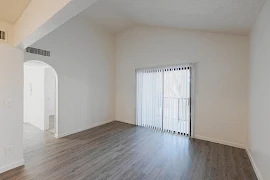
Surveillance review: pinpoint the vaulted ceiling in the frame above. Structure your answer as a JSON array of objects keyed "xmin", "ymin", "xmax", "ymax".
[
  {"xmin": 83, "ymin": 0, "xmax": 267, "ymax": 35},
  {"xmin": 0, "ymin": 0, "xmax": 31, "ymax": 23}
]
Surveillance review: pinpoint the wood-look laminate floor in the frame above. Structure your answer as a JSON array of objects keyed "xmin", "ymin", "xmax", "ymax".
[{"xmin": 1, "ymin": 122, "xmax": 257, "ymax": 180}]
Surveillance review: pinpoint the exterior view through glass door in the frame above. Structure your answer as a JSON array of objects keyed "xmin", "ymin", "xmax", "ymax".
[{"xmin": 136, "ymin": 64, "xmax": 192, "ymax": 136}]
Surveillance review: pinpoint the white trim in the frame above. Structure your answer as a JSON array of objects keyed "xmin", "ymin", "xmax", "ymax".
[
  {"xmin": 119, "ymin": 121, "xmax": 245, "ymax": 149},
  {"xmin": 194, "ymin": 135, "xmax": 245, "ymax": 149},
  {"xmin": 136, "ymin": 63, "xmax": 195, "ymax": 72},
  {"xmin": 116, "ymin": 120, "xmax": 135, "ymax": 125},
  {"xmin": 24, "ymin": 60, "xmax": 59, "ymax": 137},
  {"xmin": 56, "ymin": 120, "xmax": 113, "ymax": 138},
  {"xmin": 116, "ymin": 121, "xmax": 262, "ymax": 179},
  {"xmin": 0, "ymin": 159, "xmax": 25, "ymax": 174},
  {"xmin": 245, "ymin": 148, "xmax": 263, "ymax": 180},
  {"xmin": 120, "ymin": 121, "xmax": 245, "ymax": 149}
]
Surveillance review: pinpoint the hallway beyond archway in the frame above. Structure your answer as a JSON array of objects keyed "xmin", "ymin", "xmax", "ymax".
[{"xmin": 24, "ymin": 60, "xmax": 59, "ymax": 137}]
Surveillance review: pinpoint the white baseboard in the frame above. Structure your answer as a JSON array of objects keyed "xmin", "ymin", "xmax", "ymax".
[
  {"xmin": 115, "ymin": 120, "xmax": 135, "ymax": 125},
  {"xmin": 49, "ymin": 121, "xmax": 262, "ymax": 180},
  {"xmin": 194, "ymin": 135, "xmax": 245, "ymax": 149},
  {"xmin": 0, "ymin": 159, "xmax": 25, "ymax": 174},
  {"xmin": 245, "ymin": 148, "xmax": 263, "ymax": 180},
  {"xmin": 116, "ymin": 122, "xmax": 245, "ymax": 149},
  {"xmin": 56, "ymin": 120, "xmax": 114, "ymax": 138}
]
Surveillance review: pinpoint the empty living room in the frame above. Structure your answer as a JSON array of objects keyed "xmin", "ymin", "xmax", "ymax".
[{"xmin": 0, "ymin": 0, "xmax": 269, "ymax": 179}]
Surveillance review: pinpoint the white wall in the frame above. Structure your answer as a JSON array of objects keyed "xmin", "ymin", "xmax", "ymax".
[
  {"xmin": 25, "ymin": 14, "xmax": 116, "ymax": 137},
  {"xmin": 116, "ymin": 26, "xmax": 249, "ymax": 148},
  {"xmin": 44, "ymin": 66, "xmax": 56, "ymax": 130},
  {"xmin": 13, "ymin": 0, "xmax": 98, "ymax": 48},
  {"xmin": 24, "ymin": 65, "xmax": 46, "ymax": 130},
  {"xmin": 45, "ymin": 67, "xmax": 56, "ymax": 116},
  {"xmin": 13, "ymin": 0, "xmax": 72, "ymax": 47},
  {"xmin": 0, "ymin": 44, "xmax": 24, "ymax": 173},
  {"xmin": 249, "ymin": 0, "xmax": 270, "ymax": 179}
]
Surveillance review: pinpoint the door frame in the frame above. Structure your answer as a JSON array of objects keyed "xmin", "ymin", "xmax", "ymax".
[
  {"xmin": 135, "ymin": 63, "xmax": 196, "ymax": 137},
  {"xmin": 24, "ymin": 60, "xmax": 59, "ymax": 138}
]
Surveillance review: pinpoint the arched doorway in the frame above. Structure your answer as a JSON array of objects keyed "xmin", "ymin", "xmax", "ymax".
[{"xmin": 23, "ymin": 60, "xmax": 59, "ymax": 137}]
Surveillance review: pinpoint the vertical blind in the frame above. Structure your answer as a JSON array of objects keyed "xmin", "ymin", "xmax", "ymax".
[{"xmin": 136, "ymin": 65, "xmax": 192, "ymax": 136}]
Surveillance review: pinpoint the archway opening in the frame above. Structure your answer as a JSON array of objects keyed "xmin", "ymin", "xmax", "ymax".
[{"xmin": 23, "ymin": 60, "xmax": 59, "ymax": 137}]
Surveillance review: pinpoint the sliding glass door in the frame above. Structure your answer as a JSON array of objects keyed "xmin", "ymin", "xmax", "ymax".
[
  {"xmin": 136, "ymin": 69, "xmax": 163, "ymax": 130},
  {"xmin": 136, "ymin": 65, "xmax": 192, "ymax": 136}
]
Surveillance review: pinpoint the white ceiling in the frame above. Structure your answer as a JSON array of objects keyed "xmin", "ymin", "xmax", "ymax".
[
  {"xmin": 0, "ymin": 0, "xmax": 31, "ymax": 23},
  {"xmin": 83, "ymin": 0, "xmax": 266, "ymax": 35},
  {"xmin": 83, "ymin": 0, "xmax": 136, "ymax": 33}
]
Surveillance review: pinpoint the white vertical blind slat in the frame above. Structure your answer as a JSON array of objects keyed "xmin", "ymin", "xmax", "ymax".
[
  {"xmin": 187, "ymin": 68, "xmax": 191, "ymax": 135},
  {"xmin": 184, "ymin": 69, "xmax": 186, "ymax": 134}
]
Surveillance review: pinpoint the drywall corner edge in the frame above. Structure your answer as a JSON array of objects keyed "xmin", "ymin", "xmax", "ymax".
[
  {"xmin": 0, "ymin": 159, "xmax": 25, "ymax": 174},
  {"xmin": 246, "ymin": 148, "xmax": 263, "ymax": 180}
]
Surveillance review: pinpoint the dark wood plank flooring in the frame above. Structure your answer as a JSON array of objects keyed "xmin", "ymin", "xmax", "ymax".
[{"xmin": 0, "ymin": 121, "xmax": 257, "ymax": 180}]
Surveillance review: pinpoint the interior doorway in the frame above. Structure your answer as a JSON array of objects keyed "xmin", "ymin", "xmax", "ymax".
[
  {"xmin": 136, "ymin": 64, "xmax": 194, "ymax": 137},
  {"xmin": 23, "ymin": 60, "xmax": 58, "ymax": 136}
]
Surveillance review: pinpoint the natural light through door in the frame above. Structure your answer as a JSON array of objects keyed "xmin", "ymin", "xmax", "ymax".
[{"xmin": 136, "ymin": 65, "xmax": 192, "ymax": 136}]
